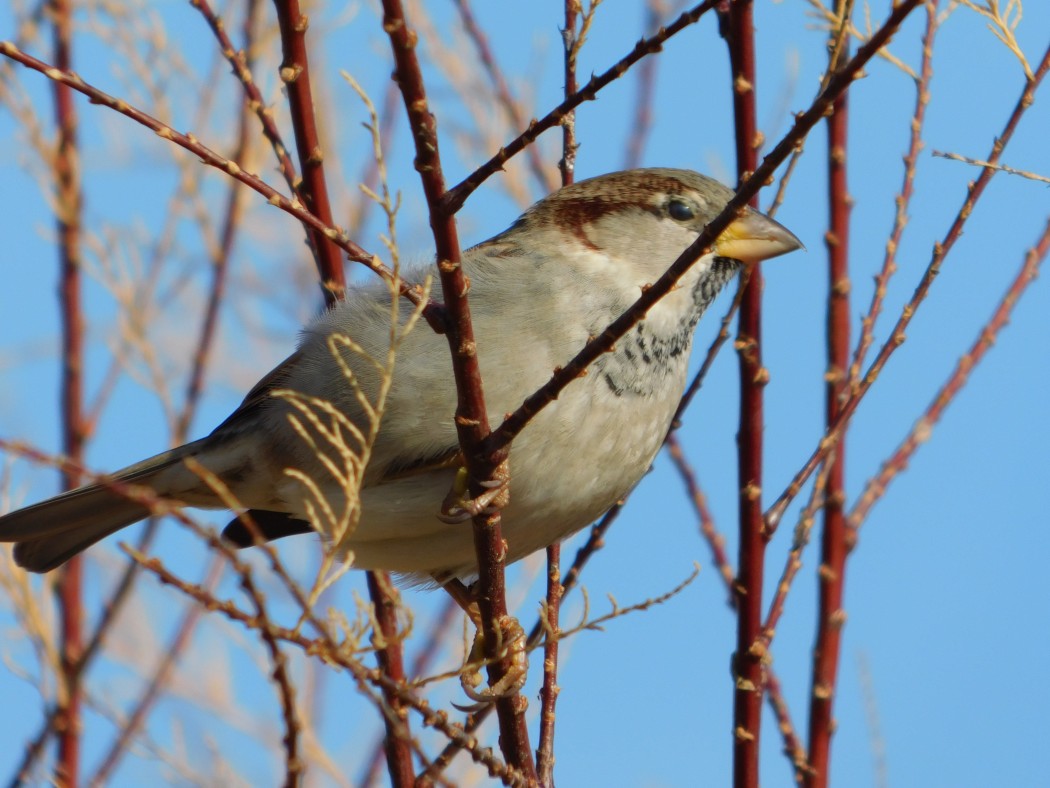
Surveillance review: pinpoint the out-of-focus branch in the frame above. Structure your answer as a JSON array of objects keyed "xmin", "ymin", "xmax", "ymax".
[
  {"xmin": 34, "ymin": 10, "xmax": 269, "ymax": 779},
  {"xmin": 765, "ymin": 36, "xmax": 1050, "ymax": 530},
  {"xmin": 87, "ymin": 557, "xmax": 225, "ymax": 786},
  {"xmin": 849, "ymin": 217, "xmax": 1050, "ymax": 527},
  {"xmin": 623, "ymin": 0, "xmax": 667, "ymax": 169},
  {"xmin": 190, "ymin": 0, "xmax": 301, "ymax": 196},
  {"xmin": 849, "ymin": 3, "xmax": 938, "ymax": 387},
  {"xmin": 452, "ymin": 0, "xmax": 557, "ymax": 194},
  {"xmin": 178, "ymin": 0, "xmax": 261, "ymax": 441},
  {"xmin": 49, "ymin": 0, "xmax": 84, "ymax": 783},
  {"xmin": 378, "ymin": 0, "xmax": 535, "ymax": 777},
  {"xmin": 443, "ymin": 0, "xmax": 721, "ymax": 214},
  {"xmin": 273, "ymin": 0, "xmax": 345, "ymax": 305},
  {"xmin": 0, "ymin": 41, "xmax": 438, "ymax": 322}
]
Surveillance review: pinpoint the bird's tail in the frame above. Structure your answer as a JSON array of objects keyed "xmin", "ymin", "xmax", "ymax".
[{"xmin": 0, "ymin": 439, "xmax": 211, "ymax": 573}]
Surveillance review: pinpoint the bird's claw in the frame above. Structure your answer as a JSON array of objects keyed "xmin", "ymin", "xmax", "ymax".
[
  {"xmin": 438, "ymin": 463, "xmax": 510, "ymax": 524},
  {"xmin": 457, "ymin": 615, "xmax": 528, "ymax": 708}
]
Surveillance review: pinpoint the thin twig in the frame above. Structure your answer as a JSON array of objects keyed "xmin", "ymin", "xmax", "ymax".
[
  {"xmin": 665, "ymin": 432, "xmax": 808, "ymax": 772},
  {"xmin": 122, "ymin": 547, "xmax": 523, "ymax": 786},
  {"xmin": 0, "ymin": 41, "xmax": 438, "ymax": 322},
  {"xmin": 849, "ymin": 217, "xmax": 1050, "ymax": 528},
  {"xmin": 443, "ymin": 0, "xmax": 722, "ymax": 215},
  {"xmin": 452, "ymin": 0, "xmax": 556, "ymax": 194},
  {"xmin": 189, "ymin": 0, "xmax": 301, "ymax": 196},
  {"xmin": 765, "ymin": 36, "xmax": 1050, "ymax": 531},
  {"xmin": 848, "ymin": 3, "xmax": 939, "ymax": 388},
  {"xmin": 932, "ymin": 149, "xmax": 1050, "ymax": 184}
]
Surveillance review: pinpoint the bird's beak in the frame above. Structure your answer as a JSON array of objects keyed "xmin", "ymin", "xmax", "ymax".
[{"xmin": 714, "ymin": 208, "xmax": 804, "ymax": 264}]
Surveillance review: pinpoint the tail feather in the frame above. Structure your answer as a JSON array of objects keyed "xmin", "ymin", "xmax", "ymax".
[{"xmin": 0, "ymin": 441, "xmax": 207, "ymax": 572}]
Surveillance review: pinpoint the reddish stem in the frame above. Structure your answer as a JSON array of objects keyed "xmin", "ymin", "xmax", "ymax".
[
  {"xmin": 277, "ymin": 3, "xmax": 420, "ymax": 775},
  {"xmin": 273, "ymin": 0, "xmax": 346, "ymax": 305},
  {"xmin": 806, "ymin": 41, "xmax": 852, "ymax": 783},
  {"xmin": 359, "ymin": 596, "xmax": 459, "ymax": 786},
  {"xmin": 421, "ymin": 500, "xmax": 629, "ymax": 784},
  {"xmin": 717, "ymin": 1, "xmax": 766, "ymax": 783},
  {"xmin": 379, "ymin": 0, "xmax": 535, "ymax": 777},
  {"xmin": 536, "ymin": 7, "xmax": 578, "ymax": 782},
  {"xmin": 365, "ymin": 571, "xmax": 414, "ymax": 787},
  {"xmin": 50, "ymin": 0, "xmax": 84, "ymax": 783},
  {"xmin": 191, "ymin": 0, "xmax": 301, "ymax": 198}
]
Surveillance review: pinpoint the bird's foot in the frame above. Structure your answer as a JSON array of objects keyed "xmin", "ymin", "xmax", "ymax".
[
  {"xmin": 438, "ymin": 462, "xmax": 510, "ymax": 524},
  {"xmin": 458, "ymin": 614, "xmax": 528, "ymax": 709}
]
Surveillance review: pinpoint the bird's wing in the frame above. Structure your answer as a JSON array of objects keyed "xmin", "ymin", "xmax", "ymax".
[{"xmin": 209, "ymin": 349, "xmax": 305, "ymax": 437}]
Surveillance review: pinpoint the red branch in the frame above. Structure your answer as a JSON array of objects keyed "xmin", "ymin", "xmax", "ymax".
[
  {"xmin": 273, "ymin": 0, "xmax": 345, "ymax": 305},
  {"xmin": 717, "ymin": 1, "xmax": 766, "ymax": 784},
  {"xmin": 278, "ymin": 4, "xmax": 417, "ymax": 767},
  {"xmin": 50, "ymin": 0, "xmax": 84, "ymax": 783},
  {"xmin": 365, "ymin": 571, "xmax": 414, "ymax": 787},
  {"xmin": 536, "ymin": 6, "xmax": 578, "ymax": 780},
  {"xmin": 360, "ymin": 596, "xmax": 458, "ymax": 786},
  {"xmin": 379, "ymin": 0, "xmax": 535, "ymax": 777},
  {"xmin": 806, "ymin": 15, "xmax": 853, "ymax": 785}
]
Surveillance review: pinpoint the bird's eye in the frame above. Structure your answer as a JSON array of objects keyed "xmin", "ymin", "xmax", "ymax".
[{"xmin": 668, "ymin": 199, "xmax": 695, "ymax": 222}]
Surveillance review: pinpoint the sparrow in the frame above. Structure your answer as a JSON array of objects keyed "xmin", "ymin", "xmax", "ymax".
[{"xmin": 0, "ymin": 168, "xmax": 801, "ymax": 581}]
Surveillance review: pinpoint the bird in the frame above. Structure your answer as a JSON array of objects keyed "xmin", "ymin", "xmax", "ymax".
[{"xmin": 0, "ymin": 168, "xmax": 801, "ymax": 582}]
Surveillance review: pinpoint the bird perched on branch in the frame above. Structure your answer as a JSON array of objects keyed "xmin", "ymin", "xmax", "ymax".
[{"xmin": 0, "ymin": 168, "xmax": 801, "ymax": 582}]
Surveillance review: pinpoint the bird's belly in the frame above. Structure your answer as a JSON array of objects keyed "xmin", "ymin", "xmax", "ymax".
[{"xmin": 343, "ymin": 377, "xmax": 678, "ymax": 579}]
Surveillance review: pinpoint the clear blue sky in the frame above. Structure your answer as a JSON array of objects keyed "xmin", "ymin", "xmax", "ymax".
[{"xmin": 1, "ymin": 2, "xmax": 1048, "ymax": 785}]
